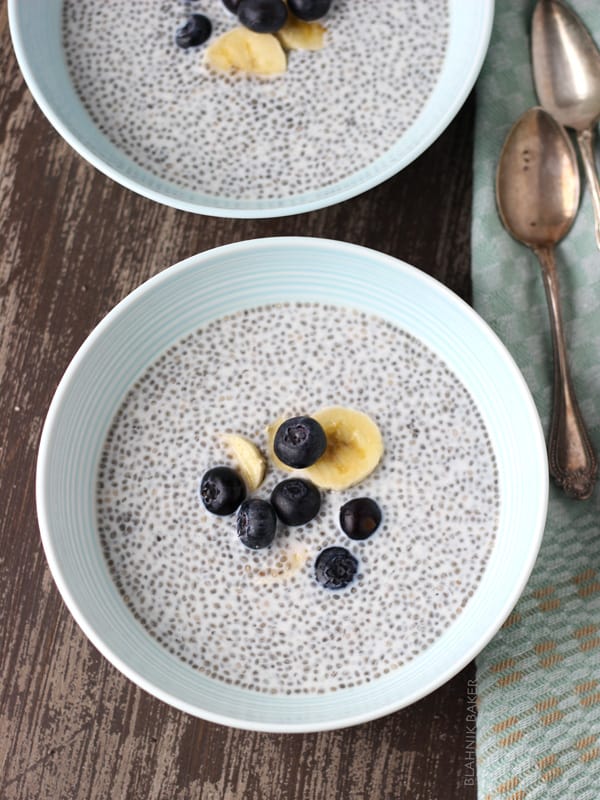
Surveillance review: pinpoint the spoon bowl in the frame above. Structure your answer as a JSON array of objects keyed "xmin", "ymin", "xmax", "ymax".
[
  {"xmin": 497, "ymin": 107, "xmax": 579, "ymax": 246},
  {"xmin": 532, "ymin": 0, "xmax": 600, "ymax": 248},
  {"xmin": 496, "ymin": 107, "xmax": 597, "ymax": 499},
  {"xmin": 532, "ymin": 0, "xmax": 600, "ymax": 131}
]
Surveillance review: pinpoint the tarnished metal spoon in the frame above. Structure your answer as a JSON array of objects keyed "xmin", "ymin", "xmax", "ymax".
[
  {"xmin": 496, "ymin": 106, "xmax": 597, "ymax": 499},
  {"xmin": 532, "ymin": 0, "xmax": 600, "ymax": 250}
]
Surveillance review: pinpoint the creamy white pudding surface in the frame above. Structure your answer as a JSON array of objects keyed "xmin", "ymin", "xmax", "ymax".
[
  {"xmin": 97, "ymin": 303, "xmax": 498, "ymax": 694},
  {"xmin": 63, "ymin": 1, "xmax": 449, "ymax": 200}
]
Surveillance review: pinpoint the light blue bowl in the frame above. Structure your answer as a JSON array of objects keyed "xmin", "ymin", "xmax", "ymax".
[
  {"xmin": 36, "ymin": 238, "xmax": 547, "ymax": 732},
  {"xmin": 9, "ymin": 0, "xmax": 494, "ymax": 218}
]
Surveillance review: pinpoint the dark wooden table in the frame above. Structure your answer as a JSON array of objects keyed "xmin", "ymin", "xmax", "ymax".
[{"xmin": 0, "ymin": 6, "xmax": 477, "ymax": 797}]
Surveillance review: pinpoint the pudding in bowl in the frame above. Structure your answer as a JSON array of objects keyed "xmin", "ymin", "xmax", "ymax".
[{"xmin": 98, "ymin": 301, "xmax": 499, "ymax": 695}]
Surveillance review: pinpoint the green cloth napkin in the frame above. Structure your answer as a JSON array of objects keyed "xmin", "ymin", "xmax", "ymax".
[{"xmin": 472, "ymin": 2, "xmax": 600, "ymax": 797}]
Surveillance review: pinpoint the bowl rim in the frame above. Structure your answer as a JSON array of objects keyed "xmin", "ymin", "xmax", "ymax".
[
  {"xmin": 36, "ymin": 237, "xmax": 548, "ymax": 732},
  {"xmin": 9, "ymin": 0, "xmax": 495, "ymax": 219}
]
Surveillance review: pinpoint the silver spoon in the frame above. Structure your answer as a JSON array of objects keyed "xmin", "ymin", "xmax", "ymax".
[
  {"xmin": 496, "ymin": 106, "xmax": 597, "ymax": 499},
  {"xmin": 532, "ymin": 0, "xmax": 600, "ymax": 250}
]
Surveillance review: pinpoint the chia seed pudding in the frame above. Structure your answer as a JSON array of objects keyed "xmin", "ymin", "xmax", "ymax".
[
  {"xmin": 97, "ymin": 303, "xmax": 499, "ymax": 695},
  {"xmin": 62, "ymin": 0, "xmax": 449, "ymax": 200}
]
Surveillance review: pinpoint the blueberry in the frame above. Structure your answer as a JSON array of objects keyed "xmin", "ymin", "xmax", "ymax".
[
  {"xmin": 270, "ymin": 478, "xmax": 321, "ymax": 526},
  {"xmin": 238, "ymin": 0, "xmax": 288, "ymax": 33},
  {"xmin": 315, "ymin": 547, "xmax": 358, "ymax": 590},
  {"xmin": 287, "ymin": 0, "xmax": 332, "ymax": 21},
  {"xmin": 199, "ymin": 466, "xmax": 245, "ymax": 515},
  {"xmin": 339, "ymin": 498, "xmax": 382, "ymax": 540},
  {"xmin": 237, "ymin": 498, "xmax": 277, "ymax": 549},
  {"xmin": 221, "ymin": 0, "xmax": 242, "ymax": 13},
  {"xmin": 175, "ymin": 14, "xmax": 212, "ymax": 48},
  {"xmin": 274, "ymin": 415, "xmax": 327, "ymax": 468}
]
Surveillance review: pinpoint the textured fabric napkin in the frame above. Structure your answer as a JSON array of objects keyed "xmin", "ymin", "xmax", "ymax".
[{"xmin": 472, "ymin": 2, "xmax": 600, "ymax": 798}]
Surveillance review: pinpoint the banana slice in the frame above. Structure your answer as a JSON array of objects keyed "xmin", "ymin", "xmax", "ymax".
[
  {"xmin": 266, "ymin": 406, "xmax": 383, "ymax": 490},
  {"xmin": 222, "ymin": 433, "xmax": 266, "ymax": 491},
  {"xmin": 250, "ymin": 545, "xmax": 309, "ymax": 585},
  {"xmin": 304, "ymin": 406, "xmax": 384, "ymax": 490},
  {"xmin": 205, "ymin": 28, "xmax": 287, "ymax": 76},
  {"xmin": 276, "ymin": 15, "xmax": 326, "ymax": 51}
]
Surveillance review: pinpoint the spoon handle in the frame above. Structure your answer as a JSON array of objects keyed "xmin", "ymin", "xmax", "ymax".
[
  {"xmin": 534, "ymin": 245, "xmax": 597, "ymax": 499},
  {"xmin": 576, "ymin": 127, "xmax": 600, "ymax": 251}
]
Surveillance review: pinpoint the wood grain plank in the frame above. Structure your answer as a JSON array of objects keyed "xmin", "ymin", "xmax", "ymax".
[{"xmin": 0, "ymin": 7, "xmax": 477, "ymax": 797}]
